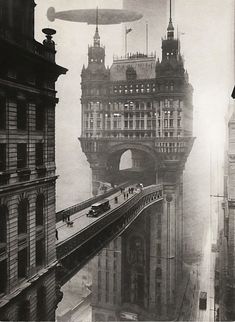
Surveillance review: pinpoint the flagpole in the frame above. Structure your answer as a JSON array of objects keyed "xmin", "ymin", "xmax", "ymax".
[
  {"xmin": 125, "ymin": 26, "xmax": 127, "ymax": 57},
  {"xmin": 146, "ymin": 22, "xmax": 149, "ymax": 56}
]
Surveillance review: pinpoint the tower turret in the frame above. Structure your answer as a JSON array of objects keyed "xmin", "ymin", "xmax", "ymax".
[
  {"xmin": 88, "ymin": 8, "xmax": 105, "ymax": 65},
  {"xmin": 161, "ymin": 0, "xmax": 179, "ymax": 61}
]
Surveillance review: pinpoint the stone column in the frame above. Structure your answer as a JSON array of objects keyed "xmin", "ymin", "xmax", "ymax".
[
  {"xmin": 158, "ymin": 168, "xmax": 179, "ymax": 318},
  {"xmin": 91, "ymin": 165, "xmax": 107, "ymax": 196}
]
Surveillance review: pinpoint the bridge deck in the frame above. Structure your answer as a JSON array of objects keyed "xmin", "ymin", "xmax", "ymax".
[{"xmin": 56, "ymin": 186, "xmax": 134, "ymax": 244}]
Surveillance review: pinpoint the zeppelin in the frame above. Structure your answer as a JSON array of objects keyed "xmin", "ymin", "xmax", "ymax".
[{"xmin": 47, "ymin": 7, "xmax": 143, "ymax": 24}]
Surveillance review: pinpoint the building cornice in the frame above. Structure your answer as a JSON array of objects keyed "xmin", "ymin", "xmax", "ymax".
[{"xmin": 0, "ymin": 175, "xmax": 58, "ymax": 196}]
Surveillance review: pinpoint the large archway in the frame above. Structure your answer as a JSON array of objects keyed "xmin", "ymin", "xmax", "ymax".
[{"xmin": 106, "ymin": 144, "xmax": 157, "ymax": 186}]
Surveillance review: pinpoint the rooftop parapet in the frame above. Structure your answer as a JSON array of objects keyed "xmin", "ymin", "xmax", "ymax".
[{"xmin": 113, "ymin": 52, "xmax": 156, "ymax": 62}]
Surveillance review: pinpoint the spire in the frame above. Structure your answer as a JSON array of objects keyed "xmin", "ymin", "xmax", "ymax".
[
  {"xmin": 93, "ymin": 6, "xmax": 100, "ymax": 47},
  {"xmin": 167, "ymin": 0, "xmax": 174, "ymax": 39}
]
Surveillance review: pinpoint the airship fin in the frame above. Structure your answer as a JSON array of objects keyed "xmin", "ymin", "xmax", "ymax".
[{"xmin": 47, "ymin": 7, "xmax": 56, "ymax": 22}]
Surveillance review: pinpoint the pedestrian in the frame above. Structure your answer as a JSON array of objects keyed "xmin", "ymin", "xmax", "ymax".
[
  {"xmin": 62, "ymin": 212, "xmax": 66, "ymax": 222},
  {"xmin": 67, "ymin": 214, "xmax": 70, "ymax": 222},
  {"xmin": 123, "ymin": 192, "xmax": 126, "ymax": 200},
  {"xmin": 115, "ymin": 196, "xmax": 118, "ymax": 204},
  {"xmin": 126, "ymin": 192, "xmax": 129, "ymax": 199},
  {"xmin": 55, "ymin": 229, "xmax": 58, "ymax": 240}
]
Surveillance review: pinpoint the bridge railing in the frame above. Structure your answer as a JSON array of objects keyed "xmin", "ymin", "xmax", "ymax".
[
  {"xmin": 56, "ymin": 182, "xmax": 129, "ymax": 222},
  {"xmin": 56, "ymin": 184, "xmax": 163, "ymax": 260}
]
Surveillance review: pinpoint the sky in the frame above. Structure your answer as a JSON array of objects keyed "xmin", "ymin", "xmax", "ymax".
[{"xmin": 34, "ymin": 0, "xmax": 234, "ymax": 210}]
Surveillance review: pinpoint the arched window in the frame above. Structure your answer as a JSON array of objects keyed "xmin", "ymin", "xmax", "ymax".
[
  {"xmin": 0, "ymin": 205, "xmax": 7, "ymax": 244},
  {"xmin": 36, "ymin": 195, "xmax": 44, "ymax": 227},
  {"xmin": 18, "ymin": 199, "xmax": 28, "ymax": 234}
]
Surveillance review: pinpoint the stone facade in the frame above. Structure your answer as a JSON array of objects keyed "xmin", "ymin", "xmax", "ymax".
[
  {"xmin": 91, "ymin": 203, "xmax": 184, "ymax": 321},
  {"xmin": 80, "ymin": 6, "xmax": 194, "ymax": 320},
  {"xmin": 80, "ymin": 14, "xmax": 194, "ymax": 195},
  {"xmin": 0, "ymin": 1, "xmax": 67, "ymax": 320}
]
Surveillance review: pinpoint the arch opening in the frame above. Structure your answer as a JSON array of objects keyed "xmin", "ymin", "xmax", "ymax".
[{"xmin": 107, "ymin": 147, "xmax": 156, "ymax": 186}]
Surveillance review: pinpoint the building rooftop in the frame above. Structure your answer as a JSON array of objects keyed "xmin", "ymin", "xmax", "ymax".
[{"xmin": 110, "ymin": 52, "xmax": 156, "ymax": 81}]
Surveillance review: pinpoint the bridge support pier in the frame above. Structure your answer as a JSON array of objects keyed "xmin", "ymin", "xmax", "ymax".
[
  {"xmin": 158, "ymin": 170, "xmax": 184, "ymax": 319},
  {"xmin": 91, "ymin": 166, "xmax": 108, "ymax": 196}
]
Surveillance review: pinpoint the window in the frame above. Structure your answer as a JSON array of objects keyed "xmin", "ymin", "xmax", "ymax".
[
  {"xmin": 36, "ymin": 195, "xmax": 44, "ymax": 226},
  {"xmin": 97, "ymin": 120, "xmax": 101, "ymax": 129},
  {"xmin": 36, "ymin": 239, "xmax": 44, "ymax": 267},
  {"xmin": 17, "ymin": 144, "xmax": 27, "ymax": 169},
  {"xmin": 37, "ymin": 287, "xmax": 46, "ymax": 321},
  {"xmin": 17, "ymin": 101, "xmax": 27, "ymax": 130},
  {"xmin": 157, "ymin": 243, "xmax": 161, "ymax": 257},
  {"xmin": 0, "ymin": 205, "xmax": 7, "ymax": 244},
  {"xmin": 113, "ymin": 273, "xmax": 117, "ymax": 291},
  {"xmin": 170, "ymin": 119, "xmax": 173, "ymax": 127},
  {"xmin": 18, "ymin": 199, "xmax": 28, "ymax": 235},
  {"xmin": 0, "ymin": 144, "xmax": 6, "ymax": 171},
  {"xmin": 0, "ymin": 260, "xmax": 7, "ymax": 294},
  {"xmin": 36, "ymin": 105, "xmax": 44, "ymax": 131},
  {"xmin": 35, "ymin": 143, "xmax": 44, "ymax": 167},
  {"xmin": 18, "ymin": 300, "xmax": 30, "ymax": 321},
  {"xmin": 147, "ymin": 120, "xmax": 151, "ymax": 129},
  {"xmin": 177, "ymin": 119, "xmax": 181, "ymax": 127},
  {"xmin": 18, "ymin": 248, "xmax": 28, "ymax": 278},
  {"xmin": 0, "ymin": 97, "xmax": 6, "ymax": 130},
  {"xmin": 141, "ymin": 120, "xmax": 144, "ymax": 129}
]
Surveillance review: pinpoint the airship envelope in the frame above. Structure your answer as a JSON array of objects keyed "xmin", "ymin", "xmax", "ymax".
[{"xmin": 47, "ymin": 7, "xmax": 143, "ymax": 25}]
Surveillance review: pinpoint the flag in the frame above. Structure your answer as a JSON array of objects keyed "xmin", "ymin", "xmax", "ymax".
[{"xmin": 126, "ymin": 28, "xmax": 132, "ymax": 34}]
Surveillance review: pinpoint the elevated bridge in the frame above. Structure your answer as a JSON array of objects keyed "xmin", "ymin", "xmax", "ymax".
[{"xmin": 56, "ymin": 184, "xmax": 163, "ymax": 285}]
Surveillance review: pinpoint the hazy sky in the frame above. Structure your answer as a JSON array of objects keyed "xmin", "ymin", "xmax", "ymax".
[{"xmin": 34, "ymin": 0, "xmax": 234, "ymax": 209}]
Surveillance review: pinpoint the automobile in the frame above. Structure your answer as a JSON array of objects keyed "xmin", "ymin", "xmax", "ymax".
[
  {"xmin": 199, "ymin": 291, "xmax": 207, "ymax": 310},
  {"xmin": 86, "ymin": 199, "xmax": 111, "ymax": 217}
]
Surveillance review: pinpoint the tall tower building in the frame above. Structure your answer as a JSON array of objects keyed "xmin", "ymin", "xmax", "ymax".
[
  {"xmin": 0, "ymin": 1, "xmax": 67, "ymax": 320},
  {"xmin": 80, "ymin": 2, "xmax": 194, "ymax": 319},
  {"xmin": 123, "ymin": 0, "xmax": 168, "ymax": 54}
]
